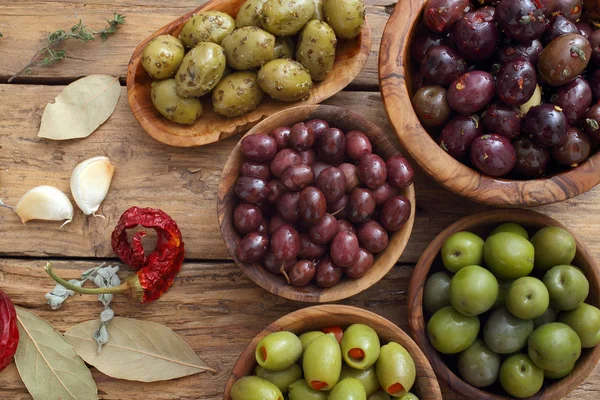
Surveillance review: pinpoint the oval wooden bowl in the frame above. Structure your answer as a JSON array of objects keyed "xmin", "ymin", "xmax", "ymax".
[
  {"xmin": 223, "ymin": 304, "xmax": 442, "ymax": 399},
  {"xmin": 217, "ymin": 104, "xmax": 416, "ymax": 302},
  {"xmin": 407, "ymin": 209, "xmax": 600, "ymax": 400},
  {"xmin": 126, "ymin": 0, "xmax": 372, "ymax": 148},
  {"xmin": 378, "ymin": 0, "xmax": 600, "ymax": 207}
]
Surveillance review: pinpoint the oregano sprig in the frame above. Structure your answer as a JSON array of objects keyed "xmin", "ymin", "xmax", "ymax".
[{"xmin": 8, "ymin": 13, "xmax": 125, "ymax": 82}]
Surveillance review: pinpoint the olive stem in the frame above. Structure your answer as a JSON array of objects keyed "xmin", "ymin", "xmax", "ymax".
[
  {"xmin": 45, "ymin": 262, "xmax": 128, "ymax": 295},
  {"xmin": 280, "ymin": 263, "xmax": 291, "ymax": 285},
  {"xmin": 0, "ymin": 199, "xmax": 14, "ymax": 211}
]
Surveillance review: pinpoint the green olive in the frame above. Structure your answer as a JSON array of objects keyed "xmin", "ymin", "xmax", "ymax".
[
  {"xmin": 323, "ymin": 0, "xmax": 365, "ymax": 39},
  {"xmin": 179, "ymin": 11, "xmax": 235, "ymax": 48},
  {"xmin": 274, "ymin": 36, "xmax": 295, "ymax": 59},
  {"xmin": 303, "ymin": 332, "xmax": 342, "ymax": 391},
  {"xmin": 288, "ymin": 379, "xmax": 328, "ymax": 400},
  {"xmin": 255, "ymin": 364, "xmax": 303, "ymax": 393},
  {"xmin": 367, "ymin": 391, "xmax": 391, "ymax": 400},
  {"xmin": 141, "ymin": 34, "xmax": 185, "ymax": 80},
  {"xmin": 256, "ymin": 331, "xmax": 303, "ymax": 371},
  {"xmin": 150, "ymin": 79, "xmax": 203, "ymax": 125},
  {"xmin": 258, "ymin": 59, "xmax": 313, "ymax": 102},
  {"xmin": 261, "ymin": 0, "xmax": 316, "ymax": 36},
  {"xmin": 312, "ymin": 0, "xmax": 326, "ymax": 20},
  {"xmin": 221, "ymin": 26, "xmax": 276, "ymax": 70},
  {"xmin": 236, "ymin": 0, "xmax": 267, "ymax": 27},
  {"xmin": 231, "ymin": 376, "xmax": 284, "ymax": 400},
  {"xmin": 489, "ymin": 223, "xmax": 529, "ymax": 240},
  {"xmin": 423, "ymin": 271, "xmax": 452, "ymax": 315},
  {"xmin": 299, "ymin": 331, "xmax": 325, "ymax": 354},
  {"xmin": 397, "ymin": 393, "xmax": 419, "ymax": 400},
  {"xmin": 340, "ymin": 324, "xmax": 380, "ymax": 370},
  {"xmin": 296, "ymin": 20, "xmax": 336, "ymax": 81},
  {"xmin": 328, "ymin": 377, "xmax": 367, "ymax": 400},
  {"xmin": 212, "ymin": 71, "xmax": 264, "ymax": 117},
  {"xmin": 340, "ymin": 365, "xmax": 379, "ymax": 396},
  {"xmin": 175, "ymin": 42, "xmax": 226, "ymax": 97},
  {"xmin": 375, "ymin": 342, "xmax": 416, "ymax": 397}
]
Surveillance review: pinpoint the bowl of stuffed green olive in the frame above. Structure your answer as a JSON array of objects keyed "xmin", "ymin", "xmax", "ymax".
[
  {"xmin": 408, "ymin": 209, "xmax": 600, "ymax": 400},
  {"xmin": 126, "ymin": 0, "xmax": 371, "ymax": 147},
  {"xmin": 224, "ymin": 305, "xmax": 442, "ymax": 399}
]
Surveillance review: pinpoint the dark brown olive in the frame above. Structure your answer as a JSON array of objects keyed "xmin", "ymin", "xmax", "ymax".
[
  {"xmin": 470, "ymin": 134, "xmax": 517, "ymax": 176},
  {"xmin": 590, "ymin": 30, "xmax": 600, "ymax": 66},
  {"xmin": 372, "ymin": 182, "xmax": 398, "ymax": 205},
  {"xmin": 348, "ymin": 188, "xmax": 376, "ymax": 223},
  {"xmin": 235, "ymin": 176, "xmax": 271, "ymax": 203},
  {"xmin": 423, "ymin": 0, "xmax": 472, "ymax": 33},
  {"xmin": 496, "ymin": 57, "xmax": 537, "ymax": 106},
  {"xmin": 290, "ymin": 122, "xmax": 315, "ymax": 152},
  {"xmin": 270, "ymin": 148, "xmax": 301, "ymax": 178},
  {"xmin": 412, "ymin": 85, "xmax": 452, "ymax": 128},
  {"xmin": 315, "ymin": 257, "xmax": 343, "ymax": 288},
  {"xmin": 339, "ymin": 163, "xmax": 361, "ymax": 193},
  {"xmin": 299, "ymin": 186, "xmax": 327, "ymax": 223},
  {"xmin": 317, "ymin": 128, "xmax": 346, "ymax": 165},
  {"xmin": 524, "ymin": 104, "xmax": 568, "ymax": 147},
  {"xmin": 497, "ymin": 40, "xmax": 544, "ymax": 64},
  {"xmin": 576, "ymin": 21, "xmax": 594, "ymax": 38},
  {"xmin": 380, "ymin": 195, "xmax": 411, "ymax": 232},
  {"xmin": 338, "ymin": 219, "xmax": 356, "ymax": 234},
  {"xmin": 553, "ymin": 0, "xmax": 582, "ymax": 22},
  {"xmin": 386, "ymin": 155, "xmax": 414, "ymax": 188},
  {"xmin": 233, "ymin": 203, "xmax": 263, "ymax": 234},
  {"xmin": 483, "ymin": 103, "xmax": 523, "ymax": 140},
  {"xmin": 543, "ymin": 15, "xmax": 579, "ymax": 44},
  {"xmin": 271, "ymin": 126, "xmax": 292, "ymax": 150},
  {"xmin": 496, "ymin": 0, "xmax": 547, "ymax": 43},
  {"xmin": 451, "ymin": 10, "xmax": 499, "ymax": 62},
  {"xmin": 289, "ymin": 260, "xmax": 316, "ymax": 286},
  {"xmin": 266, "ymin": 179, "xmax": 287, "ymax": 204},
  {"xmin": 552, "ymin": 76, "xmax": 592, "ymax": 123},
  {"xmin": 583, "ymin": 102, "xmax": 600, "ymax": 139},
  {"xmin": 241, "ymin": 134, "xmax": 277, "ymax": 162},
  {"xmin": 328, "ymin": 194, "xmax": 349, "ymax": 217},
  {"xmin": 281, "ymin": 164, "xmax": 315, "ymax": 191},
  {"xmin": 330, "ymin": 231, "xmax": 360, "ymax": 267},
  {"xmin": 345, "ymin": 248, "xmax": 374, "ymax": 279},
  {"xmin": 411, "ymin": 28, "xmax": 452, "ymax": 63},
  {"xmin": 269, "ymin": 214, "xmax": 287, "ymax": 234},
  {"xmin": 552, "ymin": 127, "xmax": 592, "ymax": 166},
  {"xmin": 440, "ymin": 115, "xmax": 483, "ymax": 158},
  {"xmin": 262, "ymin": 250, "xmax": 296, "ymax": 275},
  {"xmin": 300, "ymin": 149, "xmax": 317, "ymax": 165},
  {"xmin": 277, "ymin": 192, "xmax": 300, "ymax": 222},
  {"xmin": 241, "ymin": 161, "xmax": 271, "ymax": 181},
  {"xmin": 316, "ymin": 166, "xmax": 347, "ymax": 203},
  {"xmin": 422, "ymin": 46, "xmax": 468, "ymax": 86},
  {"xmin": 356, "ymin": 220, "xmax": 388, "ymax": 253},
  {"xmin": 309, "ymin": 213, "xmax": 339, "ymax": 244},
  {"xmin": 447, "ymin": 71, "xmax": 495, "ymax": 114},
  {"xmin": 305, "ymin": 119, "xmax": 329, "ymax": 138},
  {"xmin": 513, "ymin": 137, "xmax": 551, "ymax": 178},
  {"xmin": 236, "ymin": 232, "xmax": 269, "ymax": 263},
  {"xmin": 345, "ymin": 130, "xmax": 372, "ymax": 161},
  {"xmin": 298, "ymin": 233, "xmax": 326, "ymax": 259},
  {"xmin": 358, "ymin": 154, "xmax": 387, "ymax": 189},
  {"xmin": 538, "ymin": 34, "xmax": 591, "ymax": 86},
  {"xmin": 271, "ymin": 224, "xmax": 300, "ymax": 261}
]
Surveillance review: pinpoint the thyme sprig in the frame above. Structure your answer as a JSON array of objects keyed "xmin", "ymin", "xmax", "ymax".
[{"xmin": 8, "ymin": 13, "xmax": 125, "ymax": 82}]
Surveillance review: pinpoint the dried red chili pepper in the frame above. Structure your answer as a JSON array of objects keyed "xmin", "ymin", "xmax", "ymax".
[
  {"xmin": 46, "ymin": 207, "xmax": 184, "ymax": 303},
  {"xmin": 0, "ymin": 290, "xmax": 19, "ymax": 372}
]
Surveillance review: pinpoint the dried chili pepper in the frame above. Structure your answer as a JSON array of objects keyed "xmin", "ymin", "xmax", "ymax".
[
  {"xmin": 46, "ymin": 207, "xmax": 184, "ymax": 303},
  {"xmin": 0, "ymin": 290, "xmax": 19, "ymax": 372}
]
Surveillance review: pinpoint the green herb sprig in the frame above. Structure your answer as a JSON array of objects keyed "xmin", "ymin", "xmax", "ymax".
[{"xmin": 8, "ymin": 13, "xmax": 125, "ymax": 82}]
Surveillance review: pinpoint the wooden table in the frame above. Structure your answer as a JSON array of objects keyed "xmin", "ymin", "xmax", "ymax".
[{"xmin": 0, "ymin": 1, "xmax": 598, "ymax": 399}]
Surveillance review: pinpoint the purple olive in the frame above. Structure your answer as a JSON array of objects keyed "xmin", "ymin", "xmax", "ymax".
[
  {"xmin": 277, "ymin": 192, "xmax": 300, "ymax": 222},
  {"xmin": 422, "ymin": 46, "xmax": 468, "ymax": 86},
  {"xmin": 345, "ymin": 130, "xmax": 372, "ymax": 161},
  {"xmin": 358, "ymin": 154, "xmax": 387, "ymax": 189},
  {"xmin": 470, "ymin": 134, "xmax": 517, "ymax": 177},
  {"xmin": 270, "ymin": 148, "xmax": 301, "ymax": 178},
  {"xmin": 411, "ymin": 28, "xmax": 451, "ymax": 63},
  {"xmin": 241, "ymin": 134, "xmax": 277, "ymax": 162},
  {"xmin": 309, "ymin": 213, "xmax": 340, "ymax": 244},
  {"xmin": 235, "ymin": 176, "xmax": 271, "ymax": 203},
  {"xmin": 316, "ymin": 166, "xmax": 347, "ymax": 204},
  {"xmin": 328, "ymin": 194, "xmax": 349, "ymax": 217},
  {"xmin": 552, "ymin": 127, "xmax": 592, "ymax": 167},
  {"xmin": 289, "ymin": 260, "xmax": 316, "ymax": 287},
  {"xmin": 233, "ymin": 203, "xmax": 263, "ymax": 234},
  {"xmin": 236, "ymin": 232, "xmax": 269, "ymax": 263},
  {"xmin": 271, "ymin": 127, "xmax": 291, "ymax": 150},
  {"xmin": 299, "ymin": 186, "xmax": 327, "ymax": 223},
  {"xmin": 590, "ymin": 70, "xmax": 600, "ymax": 101},
  {"xmin": 590, "ymin": 30, "xmax": 600, "ymax": 66},
  {"xmin": 553, "ymin": 0, "xmax": 582, "ymax": 22},
  {"xmin": 315, "ymin": 257, "xmax": 343, "ymax": 288},
  {"xmin": 576, "ymin": 21, "xmax": 594, "ymax": 38},
  {"xmin": 305, "ymin": 119, "xmax": 330, "ymax": 138},
  {"xmin": 496, "ymin": 0, "xmax": 547, "ymax": 43},
  {"xmin": 483, "ymin": 103, "xmax": 523, "ymax": 140},
  {"xmin": 290, "ymin": 122, "xmax": 315, "ymax": 152},
  {"xmin": 300, "ymin": 149, "xmax": 317, "ymax": 165},
  {"xmin": 348, "ymin": 188, "xmax": 376, "ymax": 223},
  {"xmin": 338, "ymin": 219, "xmax": 355, "ymax": 234},
  {"xmin": 281, "ymin": 164, "xmax": 315, "ymax": 191},
  {"xmin": 451, "ymin": 10, "xmax": 499, "ymax": 62},
  {"xmin": 583, "ymin": 102, "xmax": 600, "ymax": 140},
  {"xmin": 357, "ymin": 220, "xmax": 388, "ymax": 253},
  {"xmin": 543, "ymin": 15, "xmax": 579, "ymax": 44},
  {"xmin": 552, "ymin": 76, "xmax": 592, "ymax": 123},
  {"xmin": 345, "ymin": 248, "xmax": 374, "ymax": 279},
  {"xmin": 317, "ymin": 128, "xmax": 346, "ymax": 165},
  {"xmin": 330, "ymin": 231, "xmax": 360, "ymax": 267},
  {"xmin": 496, "ymin": 57, "xmax": 537, "ymax": 106},
  {"xmin": 497, "ymin": 40, "xmax": 544, "ymax": 65},
  {"xmin": 339, "ymin": 163, "xmax": 361, "ymax": 193},
  {"xmin": 524, "ymin": 104, "xmax": 568, "ymax": 147},
  {"xmin": 386, "ymin": 155, "xmax": 414, "ymax": 188},
  {"xmin": 440, "ymin": 115, "xmax": 484, "ymax": 158},
  {"xmin": 380, "ymin": 196, "xmax": 411, "ymax": 231},
  {"xmin": 447, "ymin": 71, "xmax": 495, "ymax": 114},
  {"xmin": 266, "ymin": 179, "xmax": 287, "ymax": 204},
  {"xmin": 372, "ymin": 182, "xmax": 398, "ymax": 205},
  {"xmin": 262, "ymin": 250, "xmax": 296, "ymax": 275},
  {"xmin": 423, "ymin": 0, "xmax": 472, "ymax": 33},
  {"xmin": 271, "ymin": 224, "xmax": 300, "ymax": 261},
  {"xmin": 312, "ymin": 161, "xmax": 332, "ymax": 181},
  {"xmin": 298, "ymin": 233, "xmax": 326, "ymax": 259},
  {"xmin": 513, "ymin": 137, "xmax": 551, "ymax": 178}
]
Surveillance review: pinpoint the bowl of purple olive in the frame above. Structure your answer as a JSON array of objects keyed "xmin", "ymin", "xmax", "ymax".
[
  {"xmin": 380, "ymin": 0, "xmax": 600, "ymax": 207},
  {"xmin": 217, "ymin": 104, "xmax": 416, "ymax": 302}
]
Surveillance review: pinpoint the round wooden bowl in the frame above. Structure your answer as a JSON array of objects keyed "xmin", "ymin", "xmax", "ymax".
[
  {"xmin": 407, "ymin": 209, "xmax": 600, "ymax": 399},
  {"xmin": 217, "ymin": 104, "xmax": 416, "ymax": 302},
  {"xmin": 126, "ymin": 0, "xmax": 372, "ymax": 148},
  {"xmin": 223, "ymin": 304, "xmax": 442, "ymax": 399},
  {"xmin": 378, "ymin": 0, "xmax": 600, "ymax": 207}
]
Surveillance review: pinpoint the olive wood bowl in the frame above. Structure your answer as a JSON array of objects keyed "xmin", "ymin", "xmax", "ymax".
[
  {"xmin": 408, "ymin": 209, "xmax": 600, "ymax": 399},
  {"xmin": 378, "ymin": 0, "xmax": 600, "ymax": 207},
  {"xmin": 223, "ymin": 304, "xmax": 442, "ymax": 399},
  {"xmin": 217, "ymin": 104, "xmax": 416, "ymax": 302},
  {"xmin": 126, "ymin": 0, "xmax": 372, "ymax": 147}
]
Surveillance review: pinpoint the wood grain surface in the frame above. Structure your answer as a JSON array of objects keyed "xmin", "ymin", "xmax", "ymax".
[{"xmin": 0, "ymin": 0, "xmax": 599, "ymax": 399}]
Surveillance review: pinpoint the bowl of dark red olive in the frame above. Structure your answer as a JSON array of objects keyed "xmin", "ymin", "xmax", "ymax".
[
  {"xmin": 408, "ymin": 209, "xmax": 600, "ymax": 399},
  {"xmin": 380, "ymin": 0, "xmax": 600, "ymax": 207},
  {"xmin": 217, "ymin": 104, "xmax": 416, "ymax": 302}
]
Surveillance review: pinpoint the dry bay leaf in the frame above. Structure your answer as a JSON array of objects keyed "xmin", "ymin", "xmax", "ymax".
[
  {"xmin": 64, "ymin": 317, "xmax": 216, "ymax": 382},
  {"xmin": 14, "ymin": 306, "xmax": 98, "ymax": 400},
  {"xmin": 38, "ymin": 74, "xmax": 121, "ymax": 140}
]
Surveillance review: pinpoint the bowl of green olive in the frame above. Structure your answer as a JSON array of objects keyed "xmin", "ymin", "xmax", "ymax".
[
  {"xmin": 408, "ymin": 209, "xmax": 600, "ymax": 400},
  {"xmin": 126, "ymin": 0, "xmax": 371, "ymax": 147},
  {"xmin": 223, "ymin": 304, "xmax": 442, "ymax": 399}
]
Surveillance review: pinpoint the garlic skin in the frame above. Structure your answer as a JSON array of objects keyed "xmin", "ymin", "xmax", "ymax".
[
  {"xmin": 15, "ymin": 186, "xmax": 74, "ymax": 227},
  {"xmin": 70, "ymin": 156, "xmax": 115, "ymax": 216}
]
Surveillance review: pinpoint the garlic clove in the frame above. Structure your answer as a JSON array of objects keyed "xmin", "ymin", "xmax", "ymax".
[
  {"xmin": 15, "ymin": 186, "xmax": 74, "ymax": 226},
  {"xmin": 70, "ymin": 156, "xmax": 115, "ymax": 216}
]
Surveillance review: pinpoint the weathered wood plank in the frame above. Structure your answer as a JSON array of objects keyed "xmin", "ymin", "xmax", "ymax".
[
  {"xmin": 0, "ymin": 0, "xmax": 392, "ymax": 88},
  {"xmin": 0, "ymin": 259, "xmax": 598, "ymax": 399}
]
